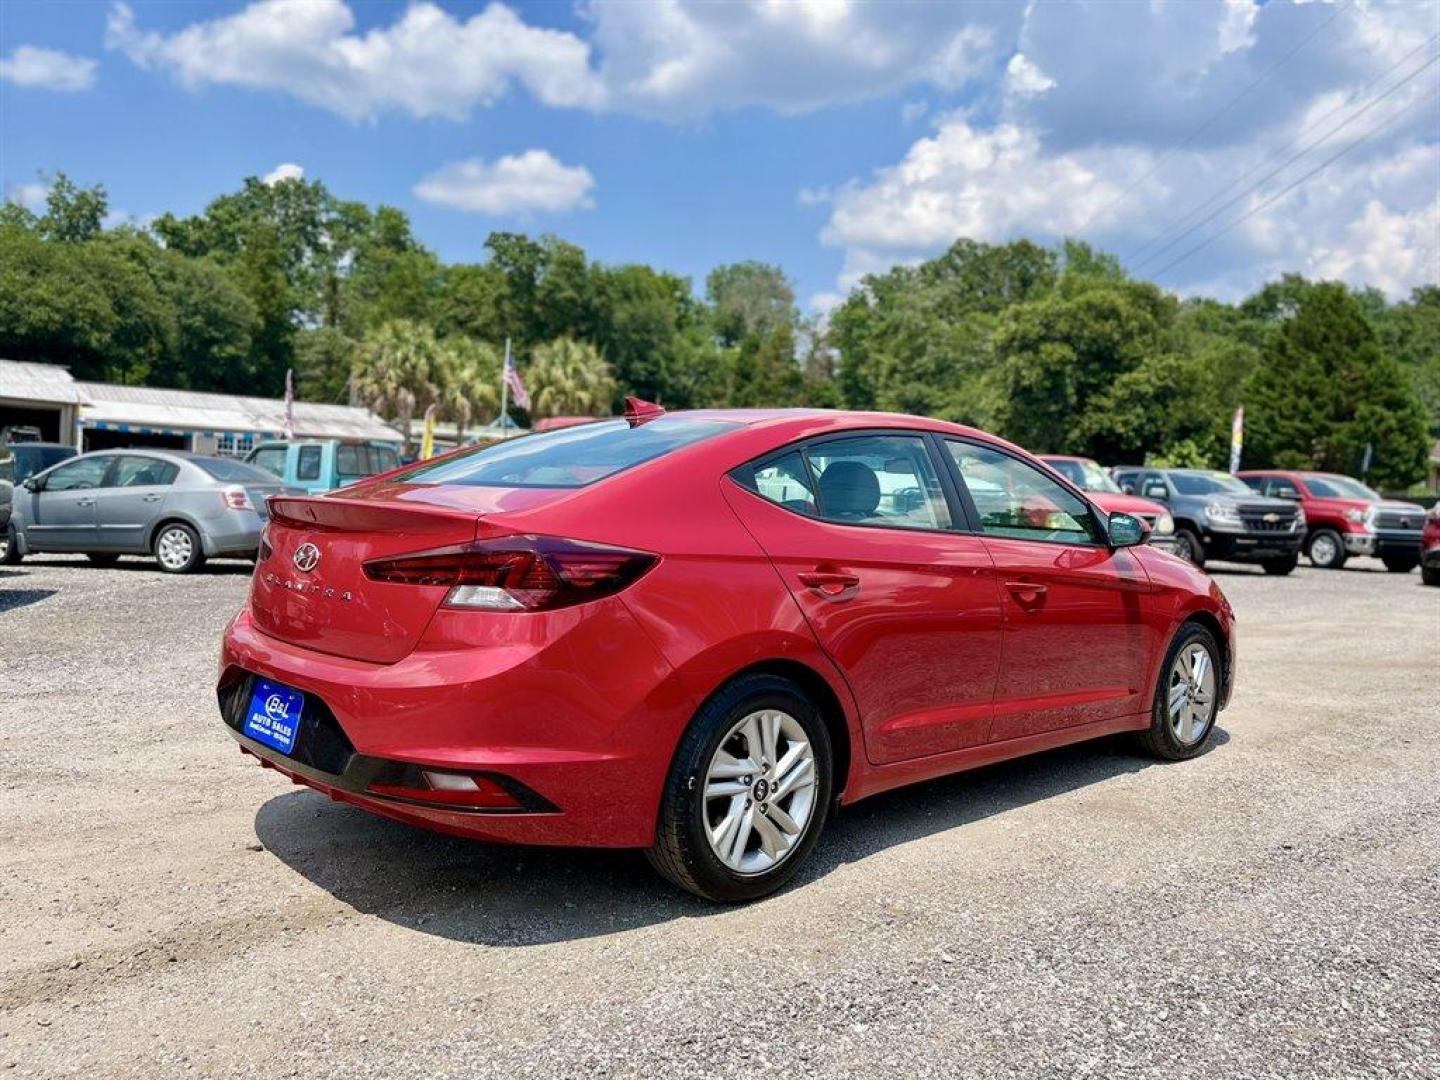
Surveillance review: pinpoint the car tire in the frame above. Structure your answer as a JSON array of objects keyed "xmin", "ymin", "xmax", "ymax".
[
  {"xmin": 1262, "ymin": 555, "xmax": 1298, "ymax": 576},
  {"xmin": 1, "ymin": 525, "xmax": 21, "ymax": 565},
  {"xmin": 153, "ymin": 522, "xmax": 206, "ymax": 574},
  {"xmin": 86, "ymin": 553, "xmax": 121, "ymax": 567},
  {"xmin": 1422, "ymin": 565, "xmax": 1440, "ymax": 587},
  {"xmin": 1136, "ymin": 622, "xmax": 1222, "ymax": 762},
  {"xmin": 1382, "ymin": 555, "xmax": 1418, "ymax": 574},
  {"xmin": 1173, "ymin": 528, "xmax": 1205, "ymax": 568},
  {"xmin": 1306, "ymin": 529, "xmax": 1346, "ymax": 570},
  {"xmin": 647, "ymin": 673, "xmax": 833, "ymax": 903}
]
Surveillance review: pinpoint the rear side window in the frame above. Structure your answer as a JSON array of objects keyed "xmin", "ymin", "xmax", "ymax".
[
  {"xmin": 401, "ymin": 418, "xmax": 737, "ymax": 489},
  {"xmin": 735, "ymin": 435, "xmax": 951, "ymax": 532},
  {"xmin": 297, "ymin": 445, "xmax": 323, "ymax": 481},
  {"xmin": 113, "ymin": 456, "xmax": 179, "ymax": 487},
  {"xmin": 374, "ymin": 446, "xmax": 399, "ymax": 473}
]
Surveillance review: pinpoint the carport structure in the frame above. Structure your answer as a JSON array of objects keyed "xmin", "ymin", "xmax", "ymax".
[{"xmin": 0, "ymin": 359, "xmax": 87, "ymax": 444}]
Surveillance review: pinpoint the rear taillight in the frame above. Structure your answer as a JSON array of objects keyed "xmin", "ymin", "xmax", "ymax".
[
  {"xmin": 222, "ymin": 485, "xmax": 252, "ymax": 511},
  {"xmin": 363, "ymin": 535, "xmax": 657, "ymax": 612}
]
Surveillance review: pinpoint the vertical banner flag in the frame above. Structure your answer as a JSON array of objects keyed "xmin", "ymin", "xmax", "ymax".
[
  {"xmin": 419, "ymin": 403, "xmax": 437, "ymax": 460},
  {"xmin": 1229, "ymin": 405, "xmax": 1244, "ymax": 474},
  {"xmin": 283, "ymin": 368, "xmax": 295, "ymax": 440},
  {"xmin": 1361, "ymin": 442, "xmax": 1373, "ymax": 476},
  {"xmin": 503, "ymin": 337, "xmax": 530, "ymax": 414}
]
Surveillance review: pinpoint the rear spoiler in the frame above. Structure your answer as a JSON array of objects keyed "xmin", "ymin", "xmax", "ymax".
[{"xmin": 267, "ymin": 495, "xmax": 483, "ymax": 537}]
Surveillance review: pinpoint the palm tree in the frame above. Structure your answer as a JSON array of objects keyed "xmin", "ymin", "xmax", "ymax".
[
  {"xmin": 437, "ymin": 337, "xmax": 501, "ymax": 442},
  {"xmin": 352, "ymin": 320, "xmax": 439, "ymax": 447},
  {"xmin": 527, "ymin": 338, "xmax": 617, "ymax": 420}
]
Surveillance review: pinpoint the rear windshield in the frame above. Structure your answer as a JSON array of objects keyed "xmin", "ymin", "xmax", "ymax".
[
  {"xmin": 399, "ymin": 417, "xmax": 737, "ymax": 489},
  {"xmin": 337, "ymin": 443, "xmax": 399, "ymax": 480},
  {"xmin": 1170, "ymin": 470, "xmax": 1252, "ymax": 496},
  {"xmin": 191, "ymin": 457, "xmax": 280, "ymax": 483}
]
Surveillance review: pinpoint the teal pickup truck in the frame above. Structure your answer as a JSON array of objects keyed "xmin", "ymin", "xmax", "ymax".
[{"xmin": 244, "ymin": 439, "xmax": 402, "ymax": 494}]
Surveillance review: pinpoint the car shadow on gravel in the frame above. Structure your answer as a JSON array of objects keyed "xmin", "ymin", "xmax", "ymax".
[
  {"xmin": 0, "ymin": 587, "xmax": 58, "ymax": 613},
  {"xmin": 255, "ymin": 727, "xmax": 1228, "ymax": 946}
]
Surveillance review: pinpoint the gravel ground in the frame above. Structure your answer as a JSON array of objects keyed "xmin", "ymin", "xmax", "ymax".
[{"xmin": 1, "ymin": 553, "xmax": 1437, "ymax": 1078}]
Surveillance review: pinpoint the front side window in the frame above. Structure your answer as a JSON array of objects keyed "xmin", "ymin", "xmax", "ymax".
[
  {"xmin": 297, "ymin": 445, "xmax": 323, "ymax": 481},
  {"xmin": 44, "ymin": 456, "xmax": 110, "ymax": 491},
  {"xmin": 113, "ymin": 456, "xmax": 179, "ymax": 487},
  {"xmin": 805, "ymin": 435, "xmax": 951, "ymax": 531},
  {"xmin": 948, "ymin": 442, "xmax": 1101, "ymax": 545}
]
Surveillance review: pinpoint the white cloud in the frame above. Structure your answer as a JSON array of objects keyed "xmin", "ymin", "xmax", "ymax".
[
  {"xmin": 104, "ymin": 0, "xmax": 1020, "ymax": 122},
  {"xmin": 797, "ymin": 185, "xmax": 832, "ymax": 207},
  {"xmin": 6, "ymin": 181, "xmax": 50, "ymax": 213},
  {"xmin": 1217, "ymin": 0, "xmax": 1259, "ymax": 54},
  {"xmin": 105, "ymin": 0, "xmax": 603, "ymax": 122},
  {"xmin": 262, "ymin": 163, "xmax": 304, "ymax": 185},
  {"xmin": 0, "ymin": 45, "xmax": 98, "ymax": 92},
  {"xmin": 413, "ymin": 151, "xmax": 596, "ymax": 215},
  {"xmin": 1003, "ymin": 54, "xmax": 1054, "ymax": 97}
]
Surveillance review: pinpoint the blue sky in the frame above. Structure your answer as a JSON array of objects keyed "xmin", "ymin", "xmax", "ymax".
[{"xmin": 2, "ymin": 1, "xmax": 1436, "ymax": 311}]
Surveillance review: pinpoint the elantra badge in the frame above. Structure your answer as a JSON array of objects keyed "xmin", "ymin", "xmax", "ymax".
[{"xmin": 293, "ymin": 543, "xmax": 321, "ymax": 572}]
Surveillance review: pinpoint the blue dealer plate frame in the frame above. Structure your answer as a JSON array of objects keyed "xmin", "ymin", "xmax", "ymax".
[{"xmin": 242, "ymin": 679, "xmax": 306, "ymax": 756}]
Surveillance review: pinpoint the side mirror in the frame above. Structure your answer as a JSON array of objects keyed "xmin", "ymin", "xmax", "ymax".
[
  {"xmin": 1142, "ymin": 483, "xmax": 1168, "ymax": 501},
  {"xmin": 1108, "ymin": 511, "xmax": 1147, "ymax": 548},
  {"xmin": 22, "ymin": 476, "xmax": 42, "ymax": 493}
]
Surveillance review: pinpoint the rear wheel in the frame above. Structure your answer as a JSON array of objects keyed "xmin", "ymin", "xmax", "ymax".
[
  {"xmin": 1306, "ymin": 529, "xmax": 1346, "ymax": 570},
  {"xmin": 1, "ymin": 525, "xmax": 20, "ymax": 565},
  {"xmin": 1136, "ymin": 622, "xmax": 1221, "ymax": 761},
  {"xmin": 1173, "ymin": 528, "xmax": 1205, "ymax": 568},
  {"xmin": 648, "ymin": 674, "xmax": 832, "ymax": 903},
  {"xmin": 1382, "ymin": 555, "xmax": 1418, "ymax": 574},
  {"xmin": 86, "ymin": 553, "xmax": 120, "ymax": 567},
  {"xmin": 154, "ymin": 523, "xmax": 205, "ymax": 574},
  {"xmin": 1262, "ymin": 555, "xmax": 1298, "ymax": 576}
]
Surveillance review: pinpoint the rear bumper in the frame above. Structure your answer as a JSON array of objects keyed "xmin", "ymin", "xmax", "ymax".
[
  {"xmin": 201, "ymin": 511, "xmax": 264, "ymax": 557},
  {"xmin": 217, "ymin": 602, "xmax": 690, "ymax": 848}
]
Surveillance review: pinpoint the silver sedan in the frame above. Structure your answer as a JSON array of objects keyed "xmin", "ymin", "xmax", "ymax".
[{"xmin": 2, "ymin": 449, "xmax": 301, "ymax": 573}]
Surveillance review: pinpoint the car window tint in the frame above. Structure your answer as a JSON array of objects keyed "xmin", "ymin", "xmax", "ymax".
[
  {"xmin": 113, "ymin": 456, "xmax": 179, "ymax": 487},
  {"xmin": 297, "ymin": 445, "xmax": 323, "ymax": 481},
  {"xmin": 249, "ymin": 446, "xmax": 287, "ymax": 478},
  {"xmin": 804, "ymin": 435, "xmax": 950, "ymax": 531},
  {"xmin": 374, "ymin": 446, "xmax": 399, "ymax": 473},
  {"xmin": 402, "ymin": 418, "xmax": 738, "ymax": 489},
  {"xmin": 190, "ymin": 457, "xmax": 278, "ymax": 483},
  {"xmin": 735, "ymin": 450, "xmax": 818, "ymax": 517},
  {"xmin": 947, "ymin": 442, "xmax": 1100, "ymax": 545},
  {"xmin": 45, "ymin": 456, "xmax": 110, "ymax": 491},
  {"xmin": 1241, "ymin": 476, "xmax": 1267, "ymax": 493}
]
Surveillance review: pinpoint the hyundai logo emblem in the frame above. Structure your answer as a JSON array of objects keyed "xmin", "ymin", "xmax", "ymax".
[{"xmin": 293, "ymin": 543, "xmax": 321, "ymax": 572}]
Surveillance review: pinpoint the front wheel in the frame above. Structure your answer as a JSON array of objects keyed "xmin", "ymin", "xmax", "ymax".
[
  {"xmin": 1262, "ymin": 555, "xmax": 1298, "ymax": 576},
  {"xmin": 1382, "ymin": 555, "xmax": 1418, "ymax": 574},
  {"xmin": 1136, "ymin": 622, "xmax": 1222, "ymax": 761},
  {"xmin": 153, "ymin": 522, "xmax": 205, "ymax": 574},
  {"xmin": 647, "ymin": 674, "xmax": 833, "ymax": 903},
  {"xmin": 1306, "ymin": 529, "xmax": 1346, "ymax": 570},
  {"xmin": 1422, "ymin": 565, "xmax": 1440, "ymax": 587},
  {"xmin": 1173, "ymin": 528, "xmax": 1206, "ymax": 568}
]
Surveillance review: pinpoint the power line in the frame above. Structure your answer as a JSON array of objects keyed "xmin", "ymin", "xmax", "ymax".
[
  {"xmin": 1073, "ymin": 4, "xmax": 1343, "ymax": 236},
  {"xmin": 1132, "ymin": 44, "xmax": 1440, "ymax": 274},
  {"xmin": 1151, "ymin": 89, "xmax": 1439, "ymax": 283},
  {"xmin": 1125, "ymin": 31, "xmax": 1440, "ymax": 266}
]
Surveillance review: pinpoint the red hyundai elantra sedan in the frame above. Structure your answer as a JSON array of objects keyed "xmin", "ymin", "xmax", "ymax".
[{"xmin": 219, "ymin": 406, "xmax": 1234, "ymax": 902}]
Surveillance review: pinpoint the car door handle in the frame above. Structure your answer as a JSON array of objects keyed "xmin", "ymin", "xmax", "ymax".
[
  {"xmin": 1005, "ymin": 580, "xmax": 1048, "ymax": 604},
  {"xmin": 141, "ymin": 494, "xmax": 162, "ymax": 502},
  {"xmin": 797, "ymin": 569, "xmax": 860, "ymax": 596},
  {"xmin": 74, "ymin": 498, "xmax": 96, "ymax": 508}
]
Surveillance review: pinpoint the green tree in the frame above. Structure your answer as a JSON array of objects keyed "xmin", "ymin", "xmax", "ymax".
[
  {"xmin": 526, "ymin": 338, "xmax": 617, "ymax": 419},
  {"xmin": 1242, "ymin": 279, "xmax": 1428, "ymax": 488},
  {"xmin": 706, "ymin": 261, "xmax": 797, "ymax": 347},
  {"xmin": 39, "ymin": 173, "xmax": 107, "ymax": 243},
  {"xmin": 352, "ymin": 320, "xmax": 442, "ymax": 445},
  {"xmin": 436, "ymin": 336, "xmax": 501, "ymax": 439}
]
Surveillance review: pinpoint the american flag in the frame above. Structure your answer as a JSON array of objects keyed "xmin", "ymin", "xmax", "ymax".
[{"xmin": 503, "ymin": 339, "xmax": 530, "ymax": 411}]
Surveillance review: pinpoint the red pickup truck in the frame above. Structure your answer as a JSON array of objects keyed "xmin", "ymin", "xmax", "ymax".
[{"xmin": 1237, "ymin": 469, "xmax": 1425, "ymax": 573}]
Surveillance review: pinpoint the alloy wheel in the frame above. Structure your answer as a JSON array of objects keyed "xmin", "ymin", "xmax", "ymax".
[
  {"xmin": 1167, "ymin": 642, "xmax": 1217, "ymax": 745},
  {"xmin": 703, "ymin": 709, "xmax": 818, "ymax": 876},
  {"xmin": 157, "ymin": 527, "xmax": 193, "ymax": 570}
]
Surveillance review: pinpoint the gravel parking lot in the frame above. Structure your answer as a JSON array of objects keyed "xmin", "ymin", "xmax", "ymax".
[{"xmin": 1, "ymin": 554, "xmax": 1437, "ymax": 1078}]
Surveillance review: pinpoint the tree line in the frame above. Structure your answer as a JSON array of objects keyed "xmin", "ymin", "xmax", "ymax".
[{"xmin": 1, "ymin": 173, "xmax": 1435, "ymax": 486}]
